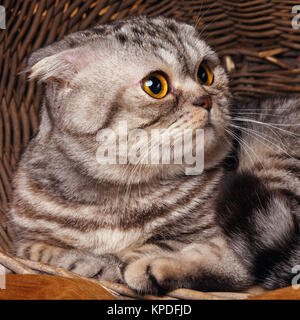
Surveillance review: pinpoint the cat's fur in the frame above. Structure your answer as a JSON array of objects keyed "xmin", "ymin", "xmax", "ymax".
[{"xmin": 8, "ymin": 16, "xmax": 300, "ymax": 294}]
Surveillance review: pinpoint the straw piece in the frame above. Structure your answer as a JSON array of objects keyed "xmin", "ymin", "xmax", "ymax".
[
  {"xmin": 15, "ymin": 257, "xmax": 80, "ymax": 277},
  {"xmin": 99, "ymin": 280, "xmax": 178, "ymax": 300},
  {"xmin": 0, "ymin": 250, "xmax": 38, "ymax": 274},
  {"xmin": 208, "ymin": 291, "xmax": 251, "ymax": 300}
]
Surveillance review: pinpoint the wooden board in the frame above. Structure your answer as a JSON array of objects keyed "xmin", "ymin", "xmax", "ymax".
[
  {"xmin": 0, "ymin": 274, "xmax": 299, "ymax": 300},
  {"xmin": 0, "ymin": 274, "xmax": 116, "ymax": 300},
  {"xmin": 249, "ymin": 286, "xmax": 300, "ymax": 300}
]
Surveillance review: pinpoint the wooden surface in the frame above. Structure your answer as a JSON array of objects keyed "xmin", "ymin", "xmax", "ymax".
[
  {"xmin": 0, "ymin": 274, "xmax": 116, "ymax": 300},
  {"xmin": 0, "ymin": 274, "xmax": 299, "ymax": 300},
  {"xmin": 248, "ymin": 286, "xmax": 300, "ymax": 300}
]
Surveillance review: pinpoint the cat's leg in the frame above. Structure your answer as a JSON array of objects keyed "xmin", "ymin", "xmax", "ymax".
[
  {"xmin": 116, "ymin": 237, "xmax": 253, "ymax": 294},
  {"xmin": 15, "ymin": 239, "xmax": 123, "ymax": 279}
]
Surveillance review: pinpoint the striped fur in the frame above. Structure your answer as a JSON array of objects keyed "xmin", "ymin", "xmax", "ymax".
[
  {"xmin": 8, "ymin": 16, "xmax": 300, "ymax": 294},
  {"xmin": 216, "ymin": 97, "xmax": 300, "ymax": 289}
]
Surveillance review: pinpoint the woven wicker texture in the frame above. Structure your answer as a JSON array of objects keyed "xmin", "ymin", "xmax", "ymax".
[{"xmin": 0, "ymin": 0, "xmax": 299, "ymax": 299}]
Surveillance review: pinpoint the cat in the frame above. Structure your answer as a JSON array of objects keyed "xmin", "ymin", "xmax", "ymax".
[{"xmin": 8, "ymin": 15, "xmax": 300, "ymax": 294}]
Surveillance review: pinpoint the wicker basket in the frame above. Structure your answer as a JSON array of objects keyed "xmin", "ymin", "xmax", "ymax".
[{"xmin": 0, "ymin": 0, "xmax": 299, "ymax": 299}]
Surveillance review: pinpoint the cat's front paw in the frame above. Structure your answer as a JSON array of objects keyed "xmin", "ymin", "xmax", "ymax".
[
  {"xmin": 123, "ymin": 256, "xmax": 184, "ymax": 295},
  {"xmin": 94, "ymin": 254, "xmax": 124, "ymax": 283},
  {"xmin": 55, "ymin": 253, "xmax": 104, "ymax": 278},
  {"xmin": 56, "ymin": 252, "xmax": 123, "ymax": 281}
]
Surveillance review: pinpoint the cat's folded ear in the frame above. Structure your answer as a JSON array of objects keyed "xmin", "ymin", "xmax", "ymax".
[{"xmin": 22, "ymin": 42, "xmax": 93, "ymax": 83}]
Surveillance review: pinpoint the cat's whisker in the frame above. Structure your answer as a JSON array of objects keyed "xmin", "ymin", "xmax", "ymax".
[
  {"xmin": 232, "ymin": 118, "xmax": 290, "ymax": 154},
  {"xmin": 123, "ymin": 134, "xmax": 164, "ymax": 205},
  {"xmin": 230, "ymin": 124, "xmax": 294, "ymax": 160},
  {"xmin": 233, "ymin": 112, "xmax": 292, "ymax": 118},
  {"xmin": 233, "ymin": 117, "xmax": 300, "ymax": 138},
  {"xmin": 231, "ymin": 123, "xmax": 282, "ymax": 147},
  {"xmin": 232, "ymin": 108, "xmax": 291, "ymax": 110},
  {"xmin": 197, "ymin": 3, "xmax": 234, "ymax": 40},
  {"xmin": 116, "ymin": 128, "xmax": 167, "ymax": 204},
  {"xmin": 195, "ymin": 0, "xmax": 220, "ymax": 33},
  {"xmin": 233, "ymin": 116, "xmax": 300, "ymax": 126},
  {"xmin": 193, "ymin": 0, "xmax": 206, "ymax": 29},
  {"xmin": 225, "ymin": 128, "xmax": 260, "ymax": 168},
  {"xmin": 123, "ymin": 126, "xmax": 188, "ymax": 204}
]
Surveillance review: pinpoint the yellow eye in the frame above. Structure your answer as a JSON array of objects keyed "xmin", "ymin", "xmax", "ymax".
[
  {"xmin": 197, "ymin": 62, "xmax": 214, "ymax": 86},
  {"xmin": 142, "ymin": 72, "xmax": 168, "ymax": 99}
]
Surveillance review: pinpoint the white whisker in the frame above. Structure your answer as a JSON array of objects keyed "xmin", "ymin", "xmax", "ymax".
[
  {"xmin": 225, "ymin": 128, "xmax": 262, "ymax": 168},
  {"xmin": 230, "ymin": 124, "xmax": 295, "ymax": 161},
  {"xmin": 233, "ymin": 117, "xmax": 300, "ymax": 137}
]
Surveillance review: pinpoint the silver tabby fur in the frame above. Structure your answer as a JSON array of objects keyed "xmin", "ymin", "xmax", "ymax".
[{"xmin": 8, "ymin": 16, "xmax": 300, "ymax": 293}]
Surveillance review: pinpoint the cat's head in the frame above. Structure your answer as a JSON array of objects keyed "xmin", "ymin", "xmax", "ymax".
[{"xmin": 26, "ymin": 16, "xmax": 232, "ymax": 183}]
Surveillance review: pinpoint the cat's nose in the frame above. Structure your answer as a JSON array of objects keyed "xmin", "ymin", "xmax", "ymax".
[{"xmin": 193, "ymin": 95, "xmax": 212, "ymax": 111}]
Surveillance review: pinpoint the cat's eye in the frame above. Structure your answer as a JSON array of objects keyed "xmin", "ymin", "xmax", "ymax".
[
  {"xmin": 197, "ymin": 62, "xmax": 214, "ymax": 86},
  {"xmin": 142, "ymin": 72, "xmax": 168, "ymax": 99}
]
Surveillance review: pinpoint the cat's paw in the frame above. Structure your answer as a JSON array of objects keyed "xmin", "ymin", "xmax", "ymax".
[
  {"xmin": 55, "ymin": 253, "xmax": 103, "ymax": 277},
  {"xmin": 93, "ymin": 254, "xmax": 124, "ymax": 283},
  {"xmin": 55, "ymin": 252, "xmax": 123, "ymax": 280},
  {"xmin": 123, "ymin": 256, "xmax": 184, "ymax": 295}
]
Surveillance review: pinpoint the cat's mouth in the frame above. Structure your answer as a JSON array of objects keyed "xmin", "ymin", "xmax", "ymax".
[{"xmin": 165, "ymin": 109, "xmax": 213, "ymax": 132}]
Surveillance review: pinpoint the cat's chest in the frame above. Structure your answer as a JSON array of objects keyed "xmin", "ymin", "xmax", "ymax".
[
  {"xmin": 76, "ymin": 178, "xmax": 216, "ymax": 254},
  {"xmin": 89, "ymin": 227, "xmax": 146, "ymax": 254},
  {"xmin": 82, "ymin": 211, "xmax": 181, "ymax": 254}
]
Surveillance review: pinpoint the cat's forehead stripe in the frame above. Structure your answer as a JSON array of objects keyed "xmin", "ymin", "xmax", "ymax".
[
  {"xmin": 82, "ymin": 17, "xmax": 203, "ymax": 75},
  {"xmin": 113, "ymin": 20, "xmax": 192, "ymax": 74}
]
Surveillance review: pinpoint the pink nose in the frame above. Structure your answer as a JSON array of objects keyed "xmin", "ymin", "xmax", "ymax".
[{"xmin": 193, "ymin": 96, "xmax": 212, "ymax": 111}]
